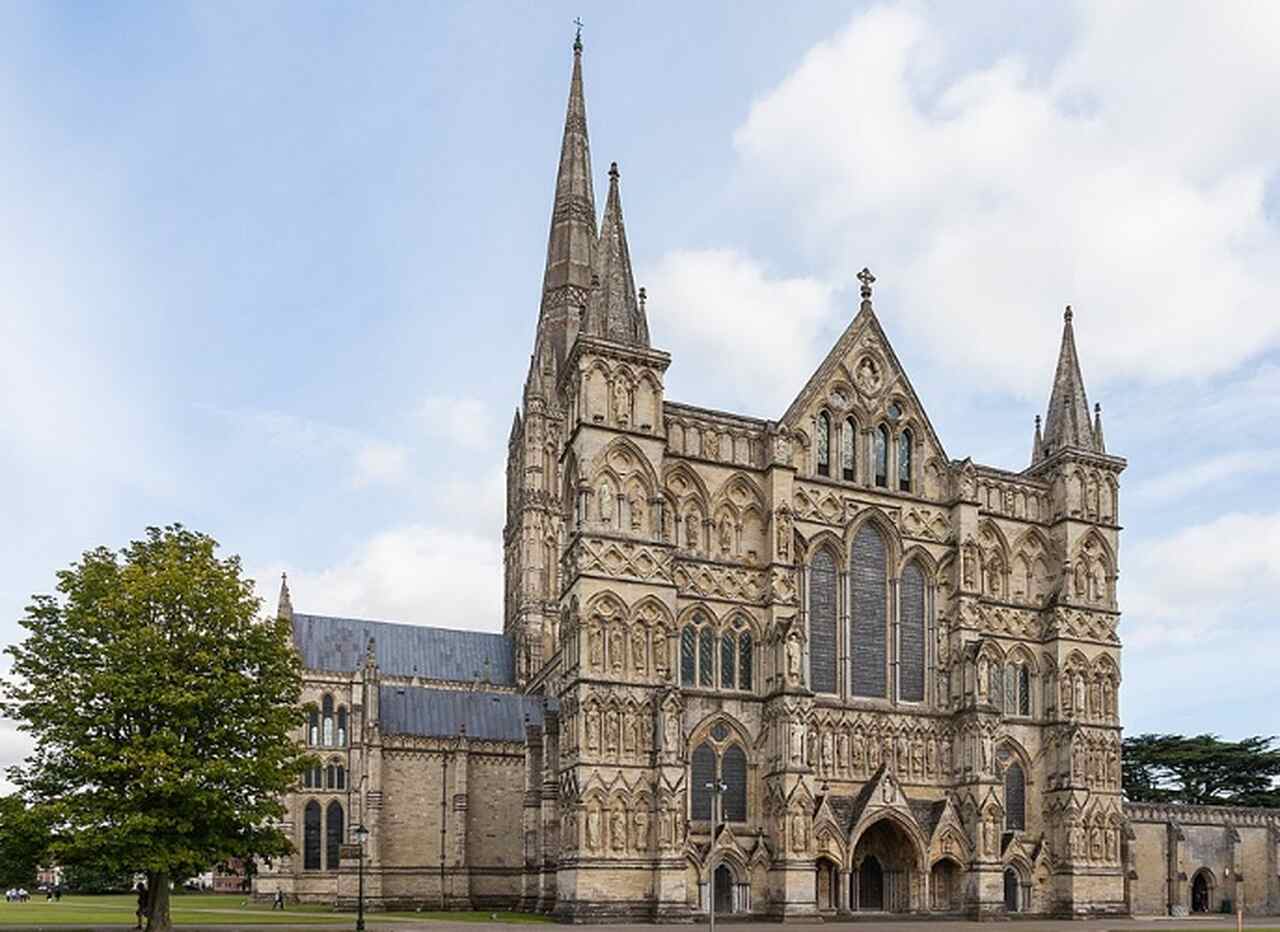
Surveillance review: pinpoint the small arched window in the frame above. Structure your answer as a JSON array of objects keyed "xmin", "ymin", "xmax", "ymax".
[
  {"xmin": 307, "ymin": 708, "xmax": 319, "ymax": 746},
  {"xmin": 1018, "ymin": 665, "xmax": 1031, "ymax": 716},
  {"xmin": 898, "ymin": 429, "xmax": 913, "ymax": 492},
  {"xmin": 1004, "ymin": 762, "xmax": 1026, "ymax": 831},
  {"xmin": 325, "ymin": 800, "xmax": 344, "ymax": 870},
  {"xmin": 681, "ymin": 626, "xmax": 696, "ymax": 686},
  {"xmin": 874, "ymin": 425, "xmax": 889, "ymax": 488},
  {"xmin": 737, "ymin": 631, "xmax": 753, "ymax": 691},
  {"xmin": 842, "ymin": 418, "xmax": 856, "ymax": 481},
  {"xmin": 303, "ymin": 801, "xmax": 321, "ymax": 870},
  {"xmin": 689, "ymin": 735, "xmax": 749, "ymax": 823},
  {"xmin": 325, "ymin": 764, "xmax": 336, "ymax": 790},
  {"xmin": 322, "ymin": 695, "xmax": 335, "ymax": 747},
  {"xmin": 302, "ymin": 767, "xmax": 313, "ymax": 789},
  {"xmin": 698, "ymin": 627, "xmax": 714, "ymax": 687},
  {"xmin": 682, "ymin": 615, "xmax": 751, "ymax": 693},
  {"xmin": 337, "ymin": 707, "xmax": 348, "ymax": 747},
  {"xmin": 816, "ymin": 413, "xmax": 831, "ymax": 477},
  {"xmin": 335, "ymin": 764, "xmax": 346, "ymax": 791}
]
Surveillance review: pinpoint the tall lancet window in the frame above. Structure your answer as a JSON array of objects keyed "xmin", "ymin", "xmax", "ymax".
[
  {"xmin": 850, "ymin": 524, "xmax": 888, "ymax": 698},
  {"xmin": 816, "ymin": 413, "xmax": 831, "ymax": 477},
  {"xmin": 874, "ymin": 426, "xmax": 889, "ymax": 488},
  {"xmin": 898, "ymin": 429, "xmax": 913, "ymax": 492},
  {"xmin": 842, "ymin": 419, "xmax": 856, "ymax": 481},
  {"xmin": 808, "ymin": 550, "xmax": 838, "ymax": 694},
  {"xmin": 899, "ymin": 561, "xmax": 926, "ymax": 702}
]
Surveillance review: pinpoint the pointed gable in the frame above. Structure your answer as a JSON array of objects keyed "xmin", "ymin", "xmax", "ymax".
[
  {"xmin": 781, "ymin": 274, "xmax": 948, "ymax": 481},
  {"xmin": 583, "ymin": 162, "xmax": 649, "ymax": 347}
]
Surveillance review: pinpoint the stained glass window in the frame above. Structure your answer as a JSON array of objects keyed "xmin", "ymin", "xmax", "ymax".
[
  {"xmin": 900, "ymin": 562, "xmax": 926, "ymax": 702},
  {"xmin": 337, "ymin": 707, "xmax": 348, "ymax": 747},
  {"xmin": 699, "ymin": 627, "xmax": 714, "ymax": 687},
  {"xmin": 322, "ymin": 695, "xmax": 334, "ymax": 747},
  {"xmin": 1005, "ymin": 762, "xmax": 1026, "ymax": 831},
  {"xmin": 681, "ymin": 626, "xmax": 696, "ymax": 686},
  {"xmin": 325, "ymin": 801, "xmax": 344, "ymax": 870},
  {"xmin": 335, "ymin": 765, "xmax": 346, "ymax": 791},
  {"xmin": 817, "ymin": 413, "xmax": 830, "ymax": 476},
  {"xmin": 809, "ymin": 550, "xmax": 838, "ymax": 693},
  {"xmin": 851, "ymin": 525, "xmax": 887, "ymax": 697},
  {"xmin": 1018, "ymin": 665, "xmax": 1031, "ymax": 716},
  {"xmin": 738, "ymin": 632, "xmax": 753, "ymax": 691},
  {"xmin": 304, "ymin": 801, "xmax": 321, "ymax": 870},
  {"xmin": 898, "ymin": 429, "xmax": 913, "ymax": 492},
  {"xmin": 691, "ymin": 743, "xmax": 715, "ymax": 819},
  {"xmin": 874, "ymin": 426, "xmax": 889, "ymax": 487},
  {"xmin": 721, "ymin": 633, "xmax": 736, "ymax": 689},
  {"xmin": 326, "ymin": 764, "xmax": 336, "ymax": 790},
  {"xmin": 722, "ymin": 745, "xmax": 747, "ymax": 822},
  {"xmin": 842, "ymin": 419, "xmax": 856, "ymax": 481}
]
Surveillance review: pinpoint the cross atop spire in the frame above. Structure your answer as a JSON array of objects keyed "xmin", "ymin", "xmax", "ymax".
[
  {"xmin": 858, "ymin": 267, "xmax": 876, "ymax": 303},
  {"xmin": 573, "ymin": 17, "xmax": 583, "ymax": 52},
  {"xmin": 1033, "ymin": 305, "xmax": 1103, "ymax": 464}
]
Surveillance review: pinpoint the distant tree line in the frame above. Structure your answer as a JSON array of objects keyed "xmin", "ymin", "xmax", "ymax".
[{"xmin": 1123, "ymin": 733, "xmax": 1280, "ymax": 808}]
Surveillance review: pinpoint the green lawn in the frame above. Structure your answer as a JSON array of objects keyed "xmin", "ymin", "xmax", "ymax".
[{"xmin": 0, "ymin": 894, "xmax": 549, "ymax": 926}]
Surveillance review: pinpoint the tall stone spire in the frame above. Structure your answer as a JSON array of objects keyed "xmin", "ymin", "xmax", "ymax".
[
  {"xmin": 1035, "ymin": 306, "xmax": 1101, "ymax": 463},
  {"xmin": 536, "ymin": 32, "xmax": 599, "ymax": 362},
  {"xmin": 583, "ymin": 162, "xmax": 649, "ymax": 346}
]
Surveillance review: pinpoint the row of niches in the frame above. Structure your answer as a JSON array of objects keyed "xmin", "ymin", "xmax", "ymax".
[
  {"xmin": 574, "ymin": 364, "xmax": 662, "ymax": 433},
  {"xmin": 787, "ymin": 719, "xmax": 956, "ymax": 785},
  {"xmin": 807, "ymin": 410, "xmax": 920, "ymax": 494},
  {"xmin": 562, "ymin": 792, "xmax": 684, "ymax": 856},
  {"xmin": 1048, "ymin": 803, "xmax": 1126, "ymax": 867},
  {"xmin": 1046, "ymin": 729, "xmax": 1122, "ymax": 793},
  {"xmin": 960, "ymin": 522, "xmax": 1116, "ymax": 609},
  {"xmin": 960, "ymin": 647, "xmax": 1120, "ymax": 724},
  {"xmin": 665, "ymin": 418, "xmax": 765, "ymax": 468}
]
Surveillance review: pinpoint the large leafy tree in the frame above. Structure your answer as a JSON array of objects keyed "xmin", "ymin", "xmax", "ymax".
[
  {"xmin": 0, "ymin": 794, "xmax": 52, "ymax": 889},
  {"xmin": 1, "ymin": 526, "xmax": 306, "ymax": 931},
  {"xmin": 1123, "ymin": 733, "xmax": 1280, "ymax": 807}
]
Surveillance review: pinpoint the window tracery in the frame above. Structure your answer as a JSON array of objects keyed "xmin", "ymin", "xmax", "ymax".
[
  {"xmin": 816, "ymin": 412, "xmax": 831, "ymax": 477},
  {"xmin": 689, "ymin": 730, "xmax": 749, "ymax": 823},
  {"xmin": 874, "ymin": 425, "xmax": 889, "ymax": 487},
  {"xmin": 680, "ymin": 613, "xmax": 753, "ymax": 692},
  {"xmin": 898, "ymin": 429, "xmax": 913, "ymax": 492},
  {"xmin": 808, "ymin": 549, "xmax": 838, "ymax": 694},
  {"xmin": 850, "ymin": 523, "xmax": 888, "ymax": 698},
  {"xmin": 841, "ymin": 418, "xmax": 856, "ymax": 481}
]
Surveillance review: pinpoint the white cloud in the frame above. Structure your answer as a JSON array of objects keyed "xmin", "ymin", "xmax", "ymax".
[
  {"xmin": 643, "ymin": 248, "xmax": 838, "ymax": 414},
  {"xmin": 1131, "ymin": 450, "xmax": 1280, "ymax": 502},
  {"xmin": 418, "ymin": 396, "xmax": 496, "ymax": 450},
  {"xmin": 352, "ymin": 442, "xmax": 410, "ymax": 488},
  {"xmin": 730, "ymin": 2, "xmax": 1280, "ymax": 395},
  {"xmin": 256, "ymin": 524, "xmax": 502, "ymax": 631},
  {"xmin": 1123, "ymin": 511, "xmax": 1280, "ymax": 647}
]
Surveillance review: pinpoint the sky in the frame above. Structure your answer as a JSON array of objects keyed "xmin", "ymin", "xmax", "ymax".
[{"xmin": 3, "ymin": 1, "xmax": 1280, "ymax": 790}]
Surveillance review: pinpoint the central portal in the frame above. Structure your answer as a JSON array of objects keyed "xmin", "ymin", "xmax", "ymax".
[{"xmin": 850, "ymin": 819, "xmax": 918, "ymax": 912}]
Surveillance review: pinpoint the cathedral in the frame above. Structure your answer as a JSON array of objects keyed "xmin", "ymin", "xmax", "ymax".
[{"xmin": 253, "ymin": 36, "xmax": 1280, "ymax": 919}]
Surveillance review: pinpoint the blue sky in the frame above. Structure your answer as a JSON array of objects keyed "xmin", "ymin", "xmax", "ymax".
[{"xmin": 3, "ymin": 1, "xmax": 1280, "ymax": 785}]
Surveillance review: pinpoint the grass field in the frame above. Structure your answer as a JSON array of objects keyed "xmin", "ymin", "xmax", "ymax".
[{"xmin": 0, "ymin": 893, "xmax": 550, "ymax": 926}]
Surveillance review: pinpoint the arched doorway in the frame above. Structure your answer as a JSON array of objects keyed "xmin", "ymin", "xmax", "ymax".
[
  {"xmin": 850, "ymin": 819, "xmax": 921, "ymax": 912},
  {"xmin": 1191, "ymin": 870, "xmax": 1213, "ymax": 914},
  {"xmin": 1003, "ymin": 867, "xmax": 1020, "ymax": 913},
  {"xmin": 815, "ymin": 857, "xmax": 838, "ymax": 911},
  {"xmin": 713, "ymin": 864, "xmax": 734, "ymax": 915},
  {"xmin": 930, "ymin": 858, "xmax": 962, "ymax": 912}
]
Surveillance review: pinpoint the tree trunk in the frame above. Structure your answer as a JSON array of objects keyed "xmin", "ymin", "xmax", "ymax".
[{"xmin": 145, "ymin": 870, "xmax": 173, "ymax": 932}]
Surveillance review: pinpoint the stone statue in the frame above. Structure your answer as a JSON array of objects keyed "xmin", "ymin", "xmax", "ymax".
[
  {"xmin": 610, "ymin": 809, "xmax": 626, "ymax": 852},
  {"xmin": 610, "ymin": 627, "xmax": 624, "ymax": 670},
  {"xmin": 718, "ymin": 515, "xmax": 733, "ymax": 553},
  {"xmin": 633, "ymin": 809, "xmax": 649, "ymax": 853},
  {"xmin": 613, "ymin": 380, "xmax": 631, "ymax": 425},
  {"xmin": 790, "ymin": 724, "xmax": 804, "ymax": 763},
  {"xmin": 658, "ymin": 806, "xmax": 673, "ymax": 850},
  {"xmin": 786, "ymin": 637, "xmax": 802, "ymax": 683},
  {"xmin": 586, "ymin": 712, "xmax": 600, "ymax": 750},
  {"xmin": 586, "ymin": 808, "xmax": 601, "ymax": 851},
  {"xmin": 629, "ymin": 491, "xmax": 644, "ymax": 530},
  {"xmin": 589, "ymin": 628, "xmax": 603, "ymax": 669},
  {"xmin": 664, "ymin": 710, "xmax": 680, "ymax": 754},
  {"xmin": 598, "ymin": 481, "xmax": 613, "ymax": 524},
  {"xmin": 605, "ymin": 710, "xmax": 619, "ymax": 751},
  {"xmin": 631, "ymin": 627, "xmax": 646, "ymax": 672}
]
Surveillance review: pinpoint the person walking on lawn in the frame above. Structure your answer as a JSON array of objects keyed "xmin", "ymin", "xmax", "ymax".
[{"xmin": 134, "ymin": 882, "xmax": 148, "ymax": 930}]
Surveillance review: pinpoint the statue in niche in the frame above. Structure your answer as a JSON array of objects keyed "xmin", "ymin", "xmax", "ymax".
[
  {"xmin": 926, "ymin": 739, "xmax": 936, "ymax": 777},
  {"xmin": 664, "ymin": 710, "xmax": 680, "ymax": 755},
  {"xmin": 976, "ymin": 655, "xmax": 989, "ymax": 701},
  {"xmin": 586, "ymin": 712, "xmax": 600, "ymax": 750},
  {"xmin": 589, "ymin": 627, "xmax": 603, "ymax": 669},
  {"xmin": 586, "ymin": 808, "xmax": 601, "ymax": 852},
  {"xmin": 791, "ymin": 814, "xmax": 808, "ymax": 853},
  {"xmin": 852, "ymin": 734, "xmax": 865, "ymax": 775},
  {"xmin": 624, "ymin": 711, "xmax": 637, "ymax": 752},
  {"xmin": 613, "ymin": 380, "xmax": 631, "ymax": 425},
  {"xmin": 837, "ymin": 733, "xmax": 848, "ymax": 771},
  {"xmin": 605, "ymin": 710, "xmax": 619, "ymax": 751},
  {"xmin": 658, "ymin": 805, "xmax": 673, "ymax": 849},
  {"xmin": 610, "ymin": 808, "xmax": 627, "ymax": 852},
  {"xmin": 963, "ymin": 544, "xmax": 977, "ymax": 587},
  {"xmin": 718, "ymin": 516, "xmax": 733, "ymax": 554},
  {"xmin": 786, "ymin": 637, "xmax": 802, "ymax": 683},
  {"xmin": 629, "ymin": 491, "xmax": 644, "ymax": 530},
  {"xmin": 982, "ymin": 815, "xmax": 995, "ymax": 857},
  {"xmin": 632, "ymin": 809, "xmax": 649, "ymax": 852},
  {"xmin": 1074, "ymin": 673, "xmax": 1086, "ymax": 713},
  {"xmin": 684, "ymin": 515, "xmax": 699, "ymax": 551},
  {"xmin": 1074, "ymin": 561, "xmax": 1088, "ymax": 597},
  {"xmin": 821, "ymin": 732, "xmax": 833, "ymax": 773},
  {"xmin": 609, "ymin": 627, "xmax": 624, "ymax": 671},
  {"xmin": 855, "ymin": 356, "xmax": 881, "ymax": 394},
  {"xmin": 789, "ymin": 724, "xmax": 804, "ymax": 763},
  {"xmin": 654, "ymin": 636, "xmax": 668, "ymax": 677},
  {"xmin": 986, "ymin": 560, "xmax": 1003, "ymax": 596},
  {"xmin": 704, "ymin": 431, "xmax": 720, "ymax": 459},
  {"xmin": 1091, "ymin": 563, "xmax": 1105, "ymax": 602},
  {"xmin": 1061, "ymin": 675, "xmax": 1073, "ymax": 713},
  {"xmin": 631, "ymin": 627, "xmax": 646, "ymax": 672},
  {"xmin": 599, "ymin": 480, "xmax": 615, "ymax": 525}
]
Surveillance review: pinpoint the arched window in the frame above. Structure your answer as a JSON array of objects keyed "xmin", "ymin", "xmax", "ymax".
[
  {"xmin": 874, "ymin": 426, "xmax": 889, "ymax": 488},
  {"xmin": 808, "ymin": 550, "xmax": 838, "ymax": 694},
  {"xmin": 681, "ymin": 626, "xmax": 696, "ymax": 686},
  {"xmin": 842, "ymin": 418, "xmax": 856, "ymax": 481},
  {"xmin": 816, "ymin": 413, "xmax": 831, "ymax": 477},
  {"xmin": 325, "ymin": 764, "xmax": 336, "ymax": 790},
  {"xmin": 737, "ymin": 631, "xmax": 753, "ymax": 691},
  {"xmin": 325, "ymin": 801, "xmax": 344, "ymax": 870},
  {"xmin": 900, "ymin": 561, "xmax": 926, "ymax": 702},
  {"xmin": 850, "ymin": 524, "xmax": 888, "ymax": 698},
  {"xmin": 303, "ymin": 801, "xmax": 321, "ymax": 870},
  {"xmin": 722, "ymin": 745, "xmax": 747, "ymax": 821},
  {"xmin": 720, "ymin": 631, "xmax": 736, "ymax": 689},
  {"xmin": 1005, "ymin": 662, "xmax": 1032, "ymax": 717},
  {"xmin": 698, "ymin": 627, "xmax": 714, "ymax": 687},
  {"xmin": 335, "ymin": 765, "xmax": 346, "ymax": 791},
  {"xmin": 307, "ymin": 708, "xmax": 319, "ymax": 746},
  {"xmin": 322, "ymin": 695, "xmax": 334, "ymax": 747},
  {"xmin": 689, "ymin": 735, "xmax": 749, "ymax": 823},
  {"xmin": 1019, "ymin": 665, "xmax": 1031, "ymax": 716},
  {"xmin": 898, "ymin": 429, "xmax": 913, "ymax": 492},
  {"xmin": 302, "ymin": 767, "xmax": 313, "ymax": 789},
  {"xmin": 690, "ymin": 743, "xmax": 716, "ymax": 820},
  {"xmin": 337, "ymin": 707, "xmax": 348, "ymax": 747},
  {"xmin": 1005, "ymin": 762, "xmax": 1026, "ymax": 831}
]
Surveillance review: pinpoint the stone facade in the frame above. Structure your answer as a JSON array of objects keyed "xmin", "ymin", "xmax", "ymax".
[{"xmin": 251, "ymin": 36, "xmax": 1274, "ymax": 922}]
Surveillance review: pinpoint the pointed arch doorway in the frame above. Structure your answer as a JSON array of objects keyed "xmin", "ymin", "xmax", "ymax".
[
  {"xmin": 713, "ymin": 864, "xmax": 734, "ymax": 915},
  {"xmin": 849, "ymin": 818, "xmax": 921, "ymax": 912}
]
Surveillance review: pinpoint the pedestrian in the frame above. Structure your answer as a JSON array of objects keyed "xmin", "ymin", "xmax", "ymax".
[
  {"xmin": 134, "ymin": 882, "xmax": 148, "ymax": 931},
  {"xmin": 272, "ymin": 889, "xmax": 285, "ymax": 911},
  {"xmin": 54, "ymin": 884, "xmax": 62, "ymax": 902}
]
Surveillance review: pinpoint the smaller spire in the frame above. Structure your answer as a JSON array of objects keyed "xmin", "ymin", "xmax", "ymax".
[
  {"xmin": 277, "ymin": 572, "xmax": 293, "ymax": 622},
  {"xmin": 1093, "ymin": 403, "xmax": 1106, "ymax": 453},
  {"xmin": 1032, "ymin": 415, "xmax": 1044, "ymax": 464},
  {"xmin": 857, "ymin": 267, "xmax": 876, "ymax": 312}
]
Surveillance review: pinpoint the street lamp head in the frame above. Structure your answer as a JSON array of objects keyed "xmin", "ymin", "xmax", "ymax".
[{"xmin": 354, "ymin": 823, "xmax": 369, "ymax": 844}]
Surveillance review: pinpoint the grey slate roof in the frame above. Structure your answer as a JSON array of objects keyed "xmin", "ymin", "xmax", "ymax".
[
  {"xmin": 379, "ymin": 685, "xmax": 546, "ymax": 741},
  {"xmin": 292, "ymin": 613, "xmax": 514, "ymax": 684}
]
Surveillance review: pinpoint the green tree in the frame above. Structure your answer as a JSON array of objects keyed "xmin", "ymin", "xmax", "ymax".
[
  {"xmin": 0, "ymin": 794, "xmax": 52, "ymax": 889},
  {"xmin": 1, "ymin": 526, "xmax": 306, "ymax": 931},
  {"xmin": 1123, "ymin": 733, "xmax": 1280, "ymax": 807}
]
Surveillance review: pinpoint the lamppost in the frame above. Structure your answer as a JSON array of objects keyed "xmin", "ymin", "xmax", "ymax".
[
  {"xmin": 705, "ymin": 779, "xmax": 727, "ymax": 932},
  {"xmin": 353, "ymin": 823, "xmax": 369, "ymax": 932}
]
